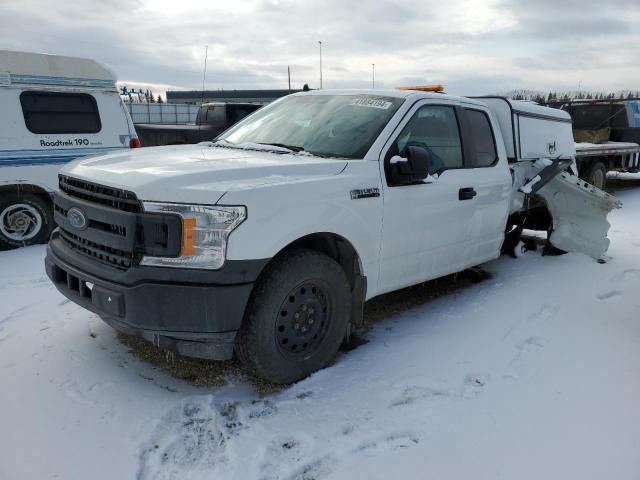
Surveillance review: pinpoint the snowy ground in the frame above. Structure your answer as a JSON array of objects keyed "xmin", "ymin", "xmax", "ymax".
[{"xmin": 2, "ymin": 180, "xmax": 640, "ymax": 480}]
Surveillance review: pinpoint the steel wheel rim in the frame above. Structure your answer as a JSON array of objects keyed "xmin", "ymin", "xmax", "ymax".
[
  {"xmin": 275, "ymin": 281, "xmax": 331, "ymax": 358},
  {"xmin": 0, "ymin": 203, "xmax": 43, "ymax": 241}
]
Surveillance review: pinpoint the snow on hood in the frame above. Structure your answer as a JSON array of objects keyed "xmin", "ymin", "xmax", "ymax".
[{"xmin": 61, "ymin": 143, "xmax": 348, "ymax": 205}]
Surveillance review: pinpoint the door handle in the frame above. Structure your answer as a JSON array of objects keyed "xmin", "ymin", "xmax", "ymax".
[{"xmin": 459, "ymin": 187, "xmax": 477, "ymax": 201}]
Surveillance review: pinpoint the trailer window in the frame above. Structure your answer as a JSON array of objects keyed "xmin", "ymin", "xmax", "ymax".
[
  {"xmin": 20, "ymin": 91, "xmax": 101, "ymax": 134},
  {"xmin": 466, "ymin": 109, "xmax": 497, "ymax": 167}
]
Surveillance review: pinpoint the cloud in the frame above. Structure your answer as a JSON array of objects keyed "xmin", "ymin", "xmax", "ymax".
[{"xmin": 0, "ymin": 0, "xmax": 638, "ymax": 96}]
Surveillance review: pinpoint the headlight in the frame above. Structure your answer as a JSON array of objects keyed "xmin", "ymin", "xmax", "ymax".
[{"xmin": 140, "ymin": 202, "xmax": 246, "ymax": 270}]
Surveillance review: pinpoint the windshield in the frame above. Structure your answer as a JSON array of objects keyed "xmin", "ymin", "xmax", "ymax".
[{"xmin": 218, "ymin": 94, "xmax": 404, "ymax": 159}]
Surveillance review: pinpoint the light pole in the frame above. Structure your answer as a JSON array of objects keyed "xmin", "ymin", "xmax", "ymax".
[
  {"xmin": 201, "ymin": 45, "xmax": 208, "ymax": 105},
  {"xmin": 372, "ymin": 63, "xmax": 375, "ymax": 89},
  {"xmin": 318, "ymin": 40, "xmax": 323, "ymax": 89}
]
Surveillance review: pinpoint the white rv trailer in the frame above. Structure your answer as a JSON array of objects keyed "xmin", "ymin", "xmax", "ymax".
[{"xmin": 0, "ymin": 50, "xmax": 139, "ymax": 249}]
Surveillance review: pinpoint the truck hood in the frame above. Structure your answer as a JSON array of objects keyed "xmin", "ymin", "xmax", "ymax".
[{"xmin": 61, "ymin": 144, "xmax": 348, "ymax": 204}]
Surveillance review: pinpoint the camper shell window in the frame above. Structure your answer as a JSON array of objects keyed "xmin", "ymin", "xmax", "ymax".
[{"xmin": 20, "ymin": 91, "xmax": 101, "ymax": 134}]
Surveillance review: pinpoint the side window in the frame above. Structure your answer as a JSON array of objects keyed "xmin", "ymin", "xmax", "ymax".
[
  {"xmin": 20, "ymin": 91, "xmax": 101, "ymax": 134},
  {"xmin": 227, "ymin": 105, "xmax": 260, "ymax": 124},
  {"xmin": 206, "ymin": 106, "xmax": 225, "ymax": 125},
  {"xmin": 393, "ymin": 105, "xmax": 463, "ymax": 174},
  {"xmin": 466, "ymin": 109, "xmax": 497, "ymax": 167}
]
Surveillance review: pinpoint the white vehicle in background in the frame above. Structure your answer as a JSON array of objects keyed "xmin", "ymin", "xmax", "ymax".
[{"xmin": 0, "ymin": 50, "xmax": 139, "ymax": 249}]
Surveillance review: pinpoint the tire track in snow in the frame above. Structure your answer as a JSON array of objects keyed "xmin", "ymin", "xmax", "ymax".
[
  {"xmin": 501, "ymin": 304, "xmax": 559, "ymax": 341},
  {"xmin": 351, "ymin": 432, "xmax": 420, "ymax": 456},
  {"xmin": 0, "ymin": 305, "xmax": 32, "ymax": 325},
  {"xmin": 139, "ymin": 391, "xmax": 426, "ymax": 480},
  {"xmin": 137, "ymin": 396, "xmax": 279, "ymax": 480}
]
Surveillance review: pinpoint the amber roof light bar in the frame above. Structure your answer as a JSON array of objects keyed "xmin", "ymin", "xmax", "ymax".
[{"xmin": 396, "ymin": 84, "xmax": 445, "ymax": 93}]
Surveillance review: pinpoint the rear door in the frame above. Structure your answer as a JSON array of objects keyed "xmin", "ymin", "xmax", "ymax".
[{"xmin": 457, "ymin": 105, "xmax": 512, "ymax": 265}]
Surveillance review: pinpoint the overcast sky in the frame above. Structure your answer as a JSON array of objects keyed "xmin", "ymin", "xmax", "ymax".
[{"xmin": 1, "ymin": 0, "xmax": 639, "ymax": 96}]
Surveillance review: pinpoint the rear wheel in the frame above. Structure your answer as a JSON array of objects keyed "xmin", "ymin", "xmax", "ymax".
[
  {"xmin": 0, "ymin": 194, "xmax": 53, "ymax": 250},
  {"xmin": 582, "ymin": 161, "xmax": 607, "ymax": 189},
  {"xmin": 236, "ymin": 248, "xmax": 352, "ymax": 384}
]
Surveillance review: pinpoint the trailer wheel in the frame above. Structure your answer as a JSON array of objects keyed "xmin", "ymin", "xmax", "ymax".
[
  {"xmin": 582, "ymin": 161, "xmax": 607, "ymax": 189},
  {"xmin": 236, "ymin": 248, "xmax": 351, "ymax": 384},
  {"xmin": 0, "ymin": 194, "xmax": 53, "ymax": 250}
]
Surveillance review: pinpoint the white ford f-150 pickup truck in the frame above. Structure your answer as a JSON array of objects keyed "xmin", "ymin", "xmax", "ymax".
[{"xmin": 45, "ymin": 89, "xmax": 620, "ymax": 383}]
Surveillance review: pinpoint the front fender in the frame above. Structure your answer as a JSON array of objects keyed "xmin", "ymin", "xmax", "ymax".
[{"xmin": 222, "ymin": 161, "xmax": 384, "ymax": 296}]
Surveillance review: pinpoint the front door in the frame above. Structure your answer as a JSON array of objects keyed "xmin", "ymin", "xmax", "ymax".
[{"xmin": 377, "ymin": 101, "xmax": 478, "ymax": 294}]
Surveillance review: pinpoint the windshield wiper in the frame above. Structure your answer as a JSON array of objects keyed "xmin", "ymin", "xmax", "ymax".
[{"xmin": 258, "ymin": 143, "xmax": 304, "ymax": 152}]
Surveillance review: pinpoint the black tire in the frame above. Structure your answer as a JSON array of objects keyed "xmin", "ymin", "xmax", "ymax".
[
  {"xmin": 0, "ymin": 193, "xmax": 54, "ymax": 250},
  {"xmin": 582, "ymin": 161, "xmax": 607, "ymax": 190},
  {"xmin": 236, "ymin": 248, "xmax": 352, "ymax": 384}
]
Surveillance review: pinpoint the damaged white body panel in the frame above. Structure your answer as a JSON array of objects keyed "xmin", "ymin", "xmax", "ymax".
[
  {"xmin": 479, "ymin": 97, "xmax": 621, "ymax": 260},
  {"xmin": 537, "ymin": 172, "xmax": 621, "ymax": 259},
  {"xmin": 511, "ymin": 159, "xmax": 621, "ymax": 259}
]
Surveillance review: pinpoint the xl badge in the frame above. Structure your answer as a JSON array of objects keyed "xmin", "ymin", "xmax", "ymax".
[{"xmin": 67, "ymin": 207, "xmax": 88, "ymax": 230}]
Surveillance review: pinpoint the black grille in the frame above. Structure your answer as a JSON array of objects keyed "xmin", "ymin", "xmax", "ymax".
[
  {"xmin": 58, "ymin": 227, "xmax": 136, "ymax": 269},
  {"xmin": 59, "ymin": 175, "xmax": 142, "ymax": 213},
  {"xmin": 54, "ymin": 176, "xmax": 181, "ymax": 269},
  {"xmin": 54, "ymin": 203, "xmax": 127, "ymax": 237}
]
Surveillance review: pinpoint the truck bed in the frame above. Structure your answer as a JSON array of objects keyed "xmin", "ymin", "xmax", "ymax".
[{"xmin": 575, "ymin": 141, "xmax": 640, "ymax": 157}]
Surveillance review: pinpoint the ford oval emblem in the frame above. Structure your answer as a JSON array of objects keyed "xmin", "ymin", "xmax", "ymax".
[{"xmin": 67, "ymin": 207, "xmax": 88, "ymax": 230}]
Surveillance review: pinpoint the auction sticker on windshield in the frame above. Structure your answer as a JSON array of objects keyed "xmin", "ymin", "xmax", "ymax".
[{"xmin": 351, "ymin": 97, "xmax": 393, "ymax": 109}]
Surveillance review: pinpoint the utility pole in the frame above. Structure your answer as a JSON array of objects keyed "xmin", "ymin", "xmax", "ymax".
[
  {"xmin": 318, "ymin": 40, "xmax": 323, "ymax": 89},
  {"xmin": 288, "ymin": 65, "xmax": 291, "ymax": 92},
  {"xmin": 372, "ymin": 63, "xmax": 375, "ymax": 89},
  {"xmin": 201, "ymin": 45, "xmax": 208, "ymax": 105}
]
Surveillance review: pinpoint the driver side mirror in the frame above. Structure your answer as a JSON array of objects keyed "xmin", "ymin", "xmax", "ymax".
[{"xmin": 387, "ymin": 145, "xmax": 432, "ymax": 186}]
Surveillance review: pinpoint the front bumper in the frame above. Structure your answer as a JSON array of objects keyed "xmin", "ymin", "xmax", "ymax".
[{"xmin": 45, "ymin": 232, "xmax": 268, "ymax": 360}]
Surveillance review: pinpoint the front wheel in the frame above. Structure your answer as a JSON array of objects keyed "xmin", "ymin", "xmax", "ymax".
[
  {"xmin": 236, "ymin": 249, "xmax": 352, "ymax": 384},
  {"xmin": 0, "ymin": 193, "xmax": 54, "ymax": 250}
]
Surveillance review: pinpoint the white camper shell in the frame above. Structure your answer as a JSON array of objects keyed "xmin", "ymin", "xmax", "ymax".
[
  {"xmin": 478, "ymin": 97, "xmax": 576, "ymax": 162},
  {"xmin": 476, "ymin": 97, "xmax": 620, "ymax": 259},
  {"xmin": 0, "ymin": 50, "xmax": 138, "ymax": 249}
]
